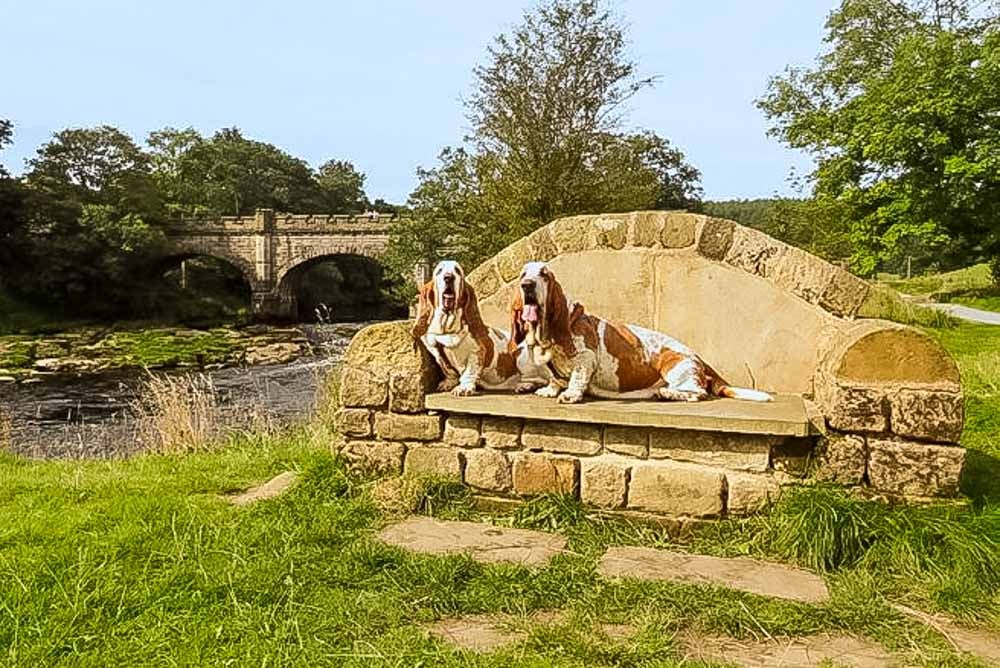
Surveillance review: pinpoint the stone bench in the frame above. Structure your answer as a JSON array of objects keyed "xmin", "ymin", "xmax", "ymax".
[{"xmin": 332, "ymin": 212, "xmax": 967, "ymax": 519}]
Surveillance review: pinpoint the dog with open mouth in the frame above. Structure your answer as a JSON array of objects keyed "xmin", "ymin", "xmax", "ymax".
[
  {"xmin": 511, "ymin": 261, "xmax": 773, "ymax": 404},
  {"xmin": 412, "ymin": 260, "xmax": 550, "ymax": 396}
]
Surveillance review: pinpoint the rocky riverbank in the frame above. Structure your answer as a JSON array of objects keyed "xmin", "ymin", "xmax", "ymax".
[{"xmin": 0, "ymin": 324, "xmax": 324, "ymax": 383}]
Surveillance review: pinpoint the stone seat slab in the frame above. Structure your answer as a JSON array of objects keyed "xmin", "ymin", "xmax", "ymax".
[
  {"xmin": 378, "ymin": 516, "xmax": 569, "ymax": 566},
  {"xmin": 426, "ymin": 392, "xmax": 810, "ymax": 437},
  {"xmin": 598, "ymin": 546, "xmax": 830, "ymax": 603}
]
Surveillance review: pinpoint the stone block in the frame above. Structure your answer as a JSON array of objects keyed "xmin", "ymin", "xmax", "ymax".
[
  {"xmin": 660, "ymin": 213, "xmax": 697, "ymax": 248},
  {"xmin": 631, "ymin": 211, "xmax": 663, "ymax": 247},
  {"xmin": 374, "ymin": 412, "xmax": 442, "ymax": 441},
  {"xmin": 888, "ymin": 389, "xmax": 964, "ymax": 444},
  {"xmin": 512, "ymin": 453, "xmax": 578, "ymax": 496},
  {"xmin": 819, "ymin": 270, "xmax": 870, "ymax": 318},
  {"xmin": 627, "ymin": 460, "xmax": 726, "ymax": 517},
  {"xmin": 341, "ymin": 440, "xmax": 405, "ymax": 476},
  {"xmin": 591, "ymin": 215, "xmax": 629, "ymax": 250},
  {"xmin": 469, "ymin": 259, "xmax": 502, "ymax": 299},
  {"xmin": 390, "ymin": 370, "xmax": 430, "ymax": 413},
  {"xmin": 522, "ymin": 420, "xmax": 602, "ymax": 456},
  {"xmin": 334, "ymin": 408, "xmax": 371, "ymax": 438},
  {"xmin": 482, "ymin": 416, "xmax": 522, "ymax": 450},
  {"xmin": 649, "ymin": 429, "xmax": 773, "ymax": 472},
  {"xmin": 726, "ymin": 472, "xmax": 781, "ymax": 515},
  {"xmin": 604, "ymin": 426, "xmax": 649, "ymax": 458},
  {"xmin": 815, "ymin": 375, "xmax": 888, "ymax": 433},
  {"xmin": 528, "ymin": 226, "xmax": 558, "ymax": 261},
  {"xmin": 770, "ymin": 245, "xmax": 833, "ymax": 305},
  {"xmin": 444, "ymin": 415, "xmax": 482, "ymax": 448},
  {"xmin": 814, "ymin": 434, "xmax": 866, "ymax": 485},
  {"xmin": 550, "ymin": 215, "xmax": 591, "ymax": 254},
  {"xmin": 404, "ymin": 445, "xmax": 462, "ymax": 479},
  {"xmin": 580, "ymin": 456, "xmax": 630, "ymax": 509},
  {"xmin": 867, "ymin": 438, "xmax": 965, "ymax": 497},
  {"xmin": 496, "ymin": 237, "xmax": 534, "ymax": 283},
  {"xmin": 464, "ymin": 448, "xmax": 512, "ymax": 492},
  {"xmin": 696, "ymin": 217, "xmax": 735, "ymax": 260},
  {"xmin": 724, "ymin": 226, "xmax": 787, "ymax": 278},
  {"xmin": 339, "ymin": 367, "xmax": 387, "ymax": 408}
]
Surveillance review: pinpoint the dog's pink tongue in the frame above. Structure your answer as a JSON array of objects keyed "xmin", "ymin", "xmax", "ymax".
[{"xmin": 522, "ymin": 304, "xmax": 539, "ymax": 323}]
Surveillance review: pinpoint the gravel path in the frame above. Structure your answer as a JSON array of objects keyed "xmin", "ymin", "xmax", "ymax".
[{"xmin": 924, "ymin": 302, "xmax": 1000, "ymax": 325}]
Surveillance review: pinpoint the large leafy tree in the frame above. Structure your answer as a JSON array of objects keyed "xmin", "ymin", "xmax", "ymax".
[
  {"xmin": 148, "ymin": 128, "xmax": 371, "ymax": 216},
  {"xmin": 758, "ymin": 0, "xmax": 1000, "ymax": 278},
  {"xmin": 0, "ymin": 120, "xmax": 29, "ymax": 279},
  {"xmin": 18, "ymin": 126, "xmax": 166, "ymax": 310},
  {"xmin": 386, "ymin": 0, "xmax": 701, "ymax": 289},
  {"xmin": 148, "ymin": 127, "xmax": 326, "ymax": 216},
  {"xmin": 316, "ymin": 159, "xmax": 369, "ymax": 213}
]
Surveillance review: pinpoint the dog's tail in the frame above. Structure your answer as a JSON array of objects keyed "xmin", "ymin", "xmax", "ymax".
[{"xmin": 716, "ymin": 385, "xmax": 773, "ymax": 402}]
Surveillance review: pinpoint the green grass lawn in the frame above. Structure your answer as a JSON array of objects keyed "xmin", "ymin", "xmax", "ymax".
[
  {"xmin": 1, "ymin": 323, "xmax": 998, "ymax": 667},
  {"xmin": 884, "ymin": 264, "xmax": 994, "ymax": 297}
]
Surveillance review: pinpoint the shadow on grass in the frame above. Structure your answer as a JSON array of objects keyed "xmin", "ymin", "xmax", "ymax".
[{"xmin": 961, "ymin": 449, "xmax": 1000, "ymax": 508}]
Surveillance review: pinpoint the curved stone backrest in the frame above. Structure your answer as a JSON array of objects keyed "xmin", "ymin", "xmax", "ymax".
[{"xmin": 468, "ymin": 212, "xmax": 870, "ymax": 394}]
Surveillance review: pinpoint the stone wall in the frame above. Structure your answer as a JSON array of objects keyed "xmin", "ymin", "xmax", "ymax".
[{"xmin": 333, "ymin": 318, "xmax": 965, "ymax": 517}]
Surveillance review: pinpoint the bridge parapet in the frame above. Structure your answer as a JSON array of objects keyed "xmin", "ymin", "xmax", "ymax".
[{"xmin": 165, "ymin": 209, "xmax": 396, "ymax": 236}]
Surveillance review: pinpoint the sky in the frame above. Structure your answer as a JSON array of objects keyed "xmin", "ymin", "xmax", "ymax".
[{"xmin": 0, "ymin": 0, "xmax": 836, "ymax": 203}]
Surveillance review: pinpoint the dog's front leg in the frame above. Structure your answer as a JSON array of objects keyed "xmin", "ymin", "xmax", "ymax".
[
  {"xmin": 558, "ymin": 351, "xmax": 596, "ymax": 404},
  {"xmin": 452, "ymin": 355, "xmax": 481, "ymax": 396}
]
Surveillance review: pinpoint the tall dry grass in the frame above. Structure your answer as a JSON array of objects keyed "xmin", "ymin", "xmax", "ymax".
[
  {"xmin": 132, "ymin": 372, "xmax": 219, "ymax": 453},
  {"xmin": 0, "ymin": 403, "xmax": 11, "ymax": 451}
]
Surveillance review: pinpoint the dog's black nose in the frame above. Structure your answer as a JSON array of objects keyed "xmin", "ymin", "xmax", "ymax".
[
  {"xmin": 520, "ymin": 279, "xmax": 535, "ymax": 290},
  {"xmin": 444, "ymin": 274, "xmax": 455, "ymax": 284}
]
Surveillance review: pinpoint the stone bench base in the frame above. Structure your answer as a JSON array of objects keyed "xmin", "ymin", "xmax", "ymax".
[{"xmin": 333, "ymin": 321, "xmax": 967, "ymax": 520}]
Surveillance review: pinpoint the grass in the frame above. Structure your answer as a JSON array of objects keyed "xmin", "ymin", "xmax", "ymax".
[
  {"xmin": 0, "ymin": 320, "xmax": 997, "ymax": 665},
  {"xmin": 884, "ymin": 264, "xmax": 994, "ymax": 297},
  {"xmin": 0, "ymin": 429, "xmax": 995, "ymax": 666}
]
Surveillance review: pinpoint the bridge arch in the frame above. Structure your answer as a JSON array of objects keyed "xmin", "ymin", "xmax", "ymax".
[{"xmin": 274, "ymin": 252, "xmax": 403, "ymax": 322}]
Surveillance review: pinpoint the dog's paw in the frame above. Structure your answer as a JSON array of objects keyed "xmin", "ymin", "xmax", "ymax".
[
  {"xmin": 515, "ymin": 382, "xmax": 539, "ymax": 394},
  {"xmin": 451, "ymin": 383, "xmax": 477, "ymax": 397},
  {"xmin": 557, "ymin": 390, "xmax": 584, "ymax": 404},
  {"xmin": 535, "ymin": 385, "xmax": 560, "ymax": 398},
  {"xmin": 437, "ymin": 378, "xmax": 460, "ymax": 392}
]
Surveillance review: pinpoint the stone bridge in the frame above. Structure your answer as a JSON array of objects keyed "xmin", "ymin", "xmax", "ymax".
[{"xmin": 162, "ymin": 209, "xmax": 414, "ymax": 319}]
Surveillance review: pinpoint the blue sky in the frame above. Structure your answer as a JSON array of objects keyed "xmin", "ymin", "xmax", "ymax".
[{"xmin": 1, "ymin": 0, "xmax": 835, "ymax": 203}]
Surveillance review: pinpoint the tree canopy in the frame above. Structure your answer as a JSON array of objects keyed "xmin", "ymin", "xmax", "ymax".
[
  {"xmin": 385, "ymin": 0, "xmax": 702, "ymax": 291},
  {"xmin": 758, "ymin": 0, "xmax": 1000, "ymax": 278}
]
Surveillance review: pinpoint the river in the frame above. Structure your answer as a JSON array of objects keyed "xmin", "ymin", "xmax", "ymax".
[{"xmin": 0, "ymin": 323, "xmax": 369, "ymax": 459}]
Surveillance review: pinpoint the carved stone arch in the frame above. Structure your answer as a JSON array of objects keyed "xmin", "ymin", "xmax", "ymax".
[{"xmin": 162, "ymin": 237, "xmax": 262, "ymax": 292}]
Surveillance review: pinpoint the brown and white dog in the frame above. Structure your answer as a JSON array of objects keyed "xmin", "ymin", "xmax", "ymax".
[
  {"xmin": 413, "ymin": 260, "xmax": 550, "ymax": 396},
  {"xmin": 511, "ymin": 261, "xmax": 773, "ymax": 404}
]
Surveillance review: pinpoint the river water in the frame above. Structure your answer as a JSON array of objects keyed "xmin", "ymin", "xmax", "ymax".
[{"xmin": 0, "ymin": 323, "xmax": 369, "ymax": 459}]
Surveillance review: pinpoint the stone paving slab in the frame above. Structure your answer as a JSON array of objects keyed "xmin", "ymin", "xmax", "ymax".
[
  {"xmin": 426, "ymin": 392, "xmax": 810, "ymax": 437},
  {"xmin": 378, "ymin": 516, "xmax": 569, "ymax": 566},
  {"xmin": 682, "ymin": 633, "xmax": 895, "ymax": 667},
  {"xmin": 426, "ymin": 615, "xmax": 521, "ymax": 653},
  {"xmin": 225, "ymin": 471, "xmax": 297, "ymax": 506},
  {"xmin": 598, "ymin": 546, "xmax": 830, "ymax": 603}
]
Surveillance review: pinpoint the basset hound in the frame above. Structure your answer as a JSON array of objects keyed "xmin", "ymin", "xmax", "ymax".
[
  {"xmin": 510, "ymin": 261, "xmax": 773, "ymax": 404},
  {"xmin": 412, "ymin": 260, "xmax": 550, "ymax": 396}
]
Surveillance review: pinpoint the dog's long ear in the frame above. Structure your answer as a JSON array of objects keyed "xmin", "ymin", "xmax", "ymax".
[
  {"xmin": 545, "ymin": 271, "xmax": 576, "ymax": 358},
  {"xmin": 460, "ymin": 283, "xmax": 494, "ymax": 367},
  {"xmin": 509, "ymin": 285, "xmax": 526, "ymax": 347},
  {"xmin": 411, "ymin": 280, "xmax": 436, "ymax": 340}
]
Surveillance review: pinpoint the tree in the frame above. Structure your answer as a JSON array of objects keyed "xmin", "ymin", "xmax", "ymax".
[
  {"xmin": 0, "ymin": 120, "xmax": 29, "ymax": 279},
  {"xmin": 316, "ymin": 159, "xmax": 368, "ymax": 213},
  {"xmin": 18, "ymin": 126, "xmax": 167, "ymax": 310},
  {"xmin": 387, "ymin": 0, "xmax": 701, "ymax": 292},
  {"xmin": 758, "ymin": 0, "xmax": 1000, "ymax": 279}
]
